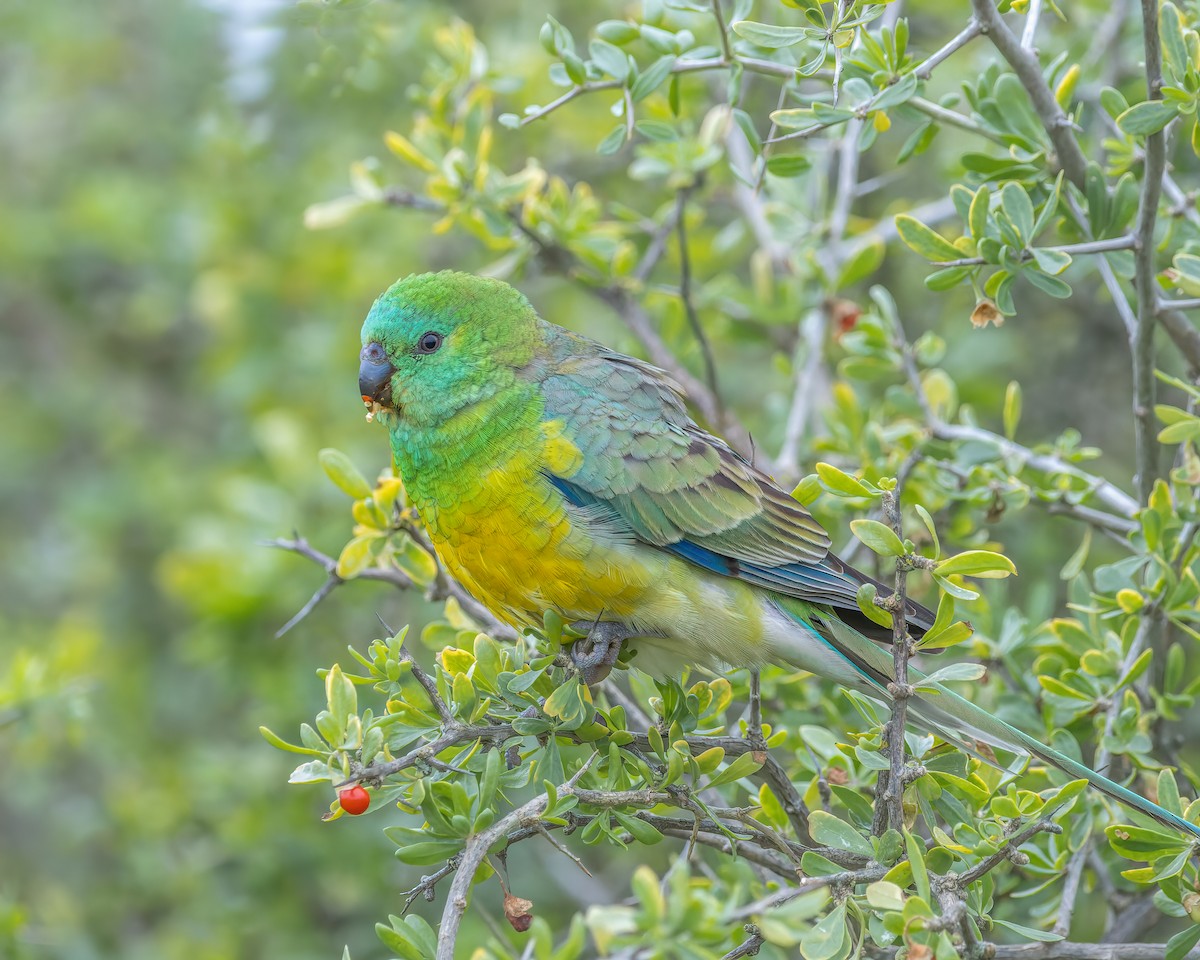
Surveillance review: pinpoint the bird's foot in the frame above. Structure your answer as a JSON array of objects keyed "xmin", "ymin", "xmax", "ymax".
[{"xmin": 567, "ymin": 620, "xmax": 629, "ymax": 685}]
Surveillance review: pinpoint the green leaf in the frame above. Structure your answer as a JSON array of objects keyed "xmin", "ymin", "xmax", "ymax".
[
  {"xmin": 393, "ymin": 840, "xmax": 465, "ymax": 865},
  {"xmin": 319, "ymin": 448, "xmax": 373, "ymax": 499},
  {"xmin": 917, "ymin": 619, "xmax": 973, "ymax": 650},
  {"xmin": 894, "ymin": 215, "xmax": 962, "ymax": 261},
  {"xmin": 856, "ymin": 582, "xmax": 894, "ymax": 629},
  {"xmin": 865, "ymin": 880, "xmax": 905, "ymax": 912},
  {"xmin": 1030, "ymin": 247, "xmax": 1072, "ymax": 276},
  {"xmin": 730, "ymin": 20, "xmax": 807, "ymax": 48},
  {"xmin": 1161, "ymin": 3, "xmax": 1189, "ymax": 79},
  {"xmin": 765, "ymin": 154, "xmax": 812, "ymax": 177},
  {"xmin": 1106, "ymin": 823, "xmax": 1190, "ymax": 860},
  {"xmin": 596, "ymin": 19, "xmax": 640, "ymax": 44},
  {"xmin": 1166, "ymin": 924, "xmax": 1200, "ymax": 960},
  {"xmin": 919, "ymin": 662, "xmax": 987, "ymax": 686},
  {"xmin": 770, "ymin": 107, "xmax": 816, "ymax": 130},
  {"xmin": 1003, "ymin": 380, "xmax": 1022, "ymax": 439},
  {"xmin": 904, "ymin": 829, "xmax": 931, "ymax": 903},
  {"xmin": 630, "ymin": 55, "xmax": 675, "ymax": 101},
  {"xmin": 808, "ymin": 810, "xmax": 873, "ymax": 858},
  {"xmin": 634, "ymin": 119, "xmax": 676, "ymax": 141},
  {"xmin": 850, "ymin": 519, "xmax": 906, "ymax": 557},
  {"xmin": 799, "ymin": 903, "xmax": 848, "ymax": 960},
  {"xmin": 793, "ymin": 474, "xmax": 821, "ymax": 505},
  {"xmin": 588, "ymin": 39, "xmax": 629, "ymax": 82},
  {"xmin": 914, "ymin": 504, "xmax": 940, "ymax": 558},
  {"xmin": 1000, "ymin": 182, "xmax": 1035, "ymax": 244},
  {"xmin": 1025, "ymin": 269, "xmax": 1073, "ymax": 299},
  {"xmin": 935, "ymin": 550, "xmax": 1017, "ymax": 579},
  {"xmin": 1117, "ymin": 100, "xmax": 1178, "ymax": 136},
  {"xmin": 613, "ymin": 810, "xmax": 663, "ymax": 844},
  {"xmin": 991, "ymin": 919, "xmax": 1063, "ymax": 943},
  {"xmin": 1173, "ymin": 252, "xmax": 1200, "ymax": 296},
  {"xmin": 1060, "ymin": 526, "xmax": 1092, "ymax": 580},
  {"xmin": 325, "ymin": 663, "xmax": 357, "ymax": 729},
  {"xmin": 968, "ymin": 185, "xmax": 990, "ymax": 240},
  {"xmin": 871, "ymin": 73, "xmax": 918, "ymax": 111},
  {"xmin": 706, "ymin": 751, "xmax": 764, "ymax": 788},
  {"xmin": 816, "ymin": 462, "xmax": 873, "ymax": 498},
  {"xmin": 376, "ymin": 921, "xmax": 431, "ymax": 960},
  {"xmin": 259, "ymin": 725, "xmax": 324, "ymax": 756},
  {"xmin": 836, "ymin": 236, "xmax": 885, "ymax": 288},
  {"xmin": 542, "ymin": 678, "xmax": 593, "ymax": 730},
  {"xmin": 933, "ymin": 574, "xmax": 980, "ymax": 601},
  {"xmin": 336, "ymin": 534, "xmax": 379, "ymax": 579},
  {"xmin": 597, "ymin": 124, "xmax": 627, "ymax": 155}
]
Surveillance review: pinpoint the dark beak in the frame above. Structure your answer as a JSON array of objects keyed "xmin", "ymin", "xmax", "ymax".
[{"xmin": 358, "ymin": 342, "xmax": 395, "ymax": 405}]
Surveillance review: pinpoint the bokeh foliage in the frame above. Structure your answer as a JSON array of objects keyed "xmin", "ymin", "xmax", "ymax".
[{"xmin": 5, "ymin": 0, "xmax": 1200, "ymax": 959}]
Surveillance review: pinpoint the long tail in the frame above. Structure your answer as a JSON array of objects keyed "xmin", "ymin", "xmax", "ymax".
[{"xmin": 774, "ymin": 598, "xmax": 1200, "ymax": 840}]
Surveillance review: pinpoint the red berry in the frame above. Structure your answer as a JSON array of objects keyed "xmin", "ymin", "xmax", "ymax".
[{"xmin": 338, "ymin": 785, "xmax": 370, "ymax": 815}]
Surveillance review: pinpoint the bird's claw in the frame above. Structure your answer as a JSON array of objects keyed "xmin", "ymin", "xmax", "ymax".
[{"xmin": 568, "ymin": 621, "xmax": 628, "ymax": 685}]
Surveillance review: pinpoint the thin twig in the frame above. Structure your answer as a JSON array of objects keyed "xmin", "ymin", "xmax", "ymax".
[
  {"xmin": 275, "ymin": 574, "xmax": 340, "ymax": 638},
  {"xmin": 1020, "ymin": 0, "xmax": 1045, "ymax": 49},
  {"xmin": 957, "ymin": 818, "xmax": 1061, "ymax": 885},
  {"xmin": 675, "ymin": 187, "xmax": 721, "ymax": 410},
  {"xmin": 915, "ymin": 20, "xmax": 984, "ymax": 80},
  {"xmin": 721, "ymin": 929, "xmax": 765, "ymax": 960},
  {"xmin": 930, "ymin": 235, "xmax": 1135, "ymax": 268},
  {"xmin": 1131, "ymin": 0, "xmax": 1166, "ymax": 505},
  {"xmin": 435, "ymin": 758, "xmax": 595, "ymax": 960}
]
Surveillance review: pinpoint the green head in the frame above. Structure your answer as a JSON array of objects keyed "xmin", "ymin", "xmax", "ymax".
[{"xmin": 358, "ymin": 271, "xmax": 542, "ymax": 426}]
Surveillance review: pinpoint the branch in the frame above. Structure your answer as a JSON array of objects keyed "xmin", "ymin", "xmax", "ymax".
[
  {"xmin": 931, "ymin": 236, "xmax": 1137, "ymax": 270},
  {"xmin": 1131, "ymin": 0, "xmax": 1166, "ymax": 504},
  {"xmin": 909, "ymin": 95, "xmax": 1010, "ymax": 145},
  {"xmin": 929, "ymin": 422, "xmax": 1139, "ymax": 518},
  {"xmin": 989, "ymin": 945, "xmax": 1200, "ymax": 960},
  {"xmin": 969, "ymin": 0, "xmax": 1089, "ymax": 190},
  {"xmin": 915, "ymin": 20, "xmax": 984, "ymax": 80},
  {"xmin": 1054, "ymin": 615, "xmax": 1156, "ymax": 937},
  {"xmin": 675, "ymin": 186, "xmax": 721, "ymax": 412},
  {"xmin": 1020, "ymin": 0, "xmax": 1045, "ymax": 49},
  {"xmin": 266, "ymin": 534, "xmax": 519, "ymax": 642},
  {"xmin": 956, "ymin": 818, "xmax": 1061, "ymax": 886},
  {"xmin": 930, "ymin": 235, "xmax": 1135, "ymax": 268},
  {"xmin": 882, "ymin": 488, "xmax": 912, "ymax": 834}
]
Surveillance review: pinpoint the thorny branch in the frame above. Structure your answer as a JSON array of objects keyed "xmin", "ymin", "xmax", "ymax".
[
  {"xmin": 881, "ymin": 488, "xmax": 913, "ymax": 835},
  {"xmin": 1132, "ymin": 0, "xmax": 1166, "ymax": 506}
]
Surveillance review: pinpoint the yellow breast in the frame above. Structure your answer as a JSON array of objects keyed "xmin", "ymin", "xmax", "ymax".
[{"xmin": 417, "ymin": 423, "xmax": 659, "ymax": 629}]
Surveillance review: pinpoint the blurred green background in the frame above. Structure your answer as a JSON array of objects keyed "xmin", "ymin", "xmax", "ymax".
[{"xmin": 0, "ymin": 1, "xmax": 1156, "ymax": 957}]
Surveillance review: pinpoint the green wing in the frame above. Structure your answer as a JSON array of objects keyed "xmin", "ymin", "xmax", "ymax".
[
  {"xmin": 537, "ymin": 333, "xmax": 932, "ymax": 633},
  {"xmin": 540, "ymin": 341, "xmax": 830, "ymax": 562}
]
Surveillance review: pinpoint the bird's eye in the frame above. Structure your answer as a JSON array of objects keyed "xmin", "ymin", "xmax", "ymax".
[{"xmin": 416, "ymin": 331, "xmax": 443, "ymax": 354}]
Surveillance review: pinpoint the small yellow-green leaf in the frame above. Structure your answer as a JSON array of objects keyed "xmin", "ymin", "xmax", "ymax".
[
  {"xmin": 792, "ymin": 474, "xmax": 822, "ymax": 505},
  {"xmin": 336, "ymin": 534, "xmax": 379, "ymax": 579},
  {"xmin": 934, "ymin": 550, "xmax": 1017, "ymax": 579},
  {"xmin": 706, "ymin": 751, "xmax": 764, "ymax": 788},
  {"xmin": 1115, "ymin": 588, "xmax": 1144, "ymax": 613},
  {"xmin": 1003, "ymin": 380, "xmax": 1022, "ymax": 440},
  {"xmin": 816, "ymin": 462, "xmax": 873, "ymax": 498},
  {"xmin": 895, "ymin": 215, "xmax": 962, "ymax": 261},
  {"xmin": 384, "ymin": 131, "xmax": 437, "ymax": 172},
  {"xmin": 850, "ymin": 519, "xmax": 906, "ymax": 557},
  {"xmin": 319, "ymin": 448, "xmax": 373, "ymax": 499}
]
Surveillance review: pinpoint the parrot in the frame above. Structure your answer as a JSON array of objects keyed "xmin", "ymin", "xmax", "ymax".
[{"xmin": 357, "ymin": 269, "xmax": 1200, "ymax": 840}]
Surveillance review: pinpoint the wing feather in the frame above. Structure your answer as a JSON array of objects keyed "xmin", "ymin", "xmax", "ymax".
[{"xmin": 538, "ymin": 338, "xmax": 933, "ymax": 635}]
